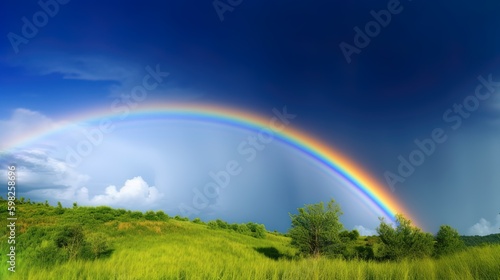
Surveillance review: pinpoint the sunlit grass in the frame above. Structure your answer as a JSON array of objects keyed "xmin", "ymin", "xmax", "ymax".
[
  {"xmin": 1, "ymin": 217, "xmax": 499, "ymax": 279},
  {"xmin": 1, "ymin": 201, "xmax": 499, "ymax": 279}
]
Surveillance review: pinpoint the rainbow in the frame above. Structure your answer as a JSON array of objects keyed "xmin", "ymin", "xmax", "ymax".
[{"xmin": 3, "ymin": 102, "xmax": 411, "ymax": 223}]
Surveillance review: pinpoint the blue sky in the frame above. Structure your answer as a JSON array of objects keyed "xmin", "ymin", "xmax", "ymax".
[{"xmin": 1, "ymin": 0, "xmax": 500, "ymax": 235}]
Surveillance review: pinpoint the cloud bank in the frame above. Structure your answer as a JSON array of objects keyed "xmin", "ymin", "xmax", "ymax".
[
  {"xmin": 468, "ymin": 215, "xmax": 500, "ymax": 236},
  {"xmin": 79, "ymin": 176, "xmax": 163, "ymax": 207}
]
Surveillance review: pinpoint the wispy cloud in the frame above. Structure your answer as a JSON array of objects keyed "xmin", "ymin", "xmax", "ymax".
[
  {"xmin": 11, "ymin": 52, "xmax": 140, "ymax": 82},
  {"xmin": 8, "ymin": 51, "xmax": 204, "ymax": 101}
]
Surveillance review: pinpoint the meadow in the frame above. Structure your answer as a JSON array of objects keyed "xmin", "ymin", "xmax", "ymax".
[{"xmin": 1, "ymin": 199, "xmax": 499, "ymax": 280}]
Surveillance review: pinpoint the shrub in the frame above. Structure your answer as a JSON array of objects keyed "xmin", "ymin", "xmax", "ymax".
[
  {"xmin": 54, "ymin": 224, "xmax": 85, "ymax": 260},
  {"xmin": 435, "ymin": 225, "xmax": 465, "ymax": 256},
  {"xmin": 145, "ymin": 210, "xmax": 157, "ymax": 221},
  {"xmin": 156, "ymin": 210, "xmax": 169, "ymax": 221},
  {"xmin": 34, "ymin": 240, "xmax": 67, "ymax": 267},
  {"xmin": 207, "ymin": 221, "xmax": 218, "ymax": 229},
  {"xmin": 85, "ymin": 232, "xmax": 111, "ymax": 259},
  {"xmin": 247, "ymin": 222, "xmax": 266, "ymax": 239},
  {"xmin": 377, "ymin": 214, "xmax": 434, "ymax": 261},
  {"xmin": 192, "ymin": 218, "xmax": 204, "ymax": 224},
  {"xmin": 174, "ymin": 215, "xmax": 189, "ymax": 221},
  {"xmin": 129, "ymin": 211, "xmax": 143, "ymax": 219},
  {"xmin": 215, "ymin": 219, "xmax": 229, "ymax": 229}
]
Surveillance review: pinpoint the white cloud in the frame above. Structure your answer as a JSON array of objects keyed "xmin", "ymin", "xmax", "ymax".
[
  {"xmin": 80, "ymin": 176, "xmax": 163, "ymax": 208},
  {"xmin": 468, "ymin": 215, "xmax": 500, "ymax": 236},
  {"xmin": 354, "ymin": 225, "xmax": 377, "ymax": 236}
]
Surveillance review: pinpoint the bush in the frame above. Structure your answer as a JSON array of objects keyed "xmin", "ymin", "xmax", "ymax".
[
  {"xmin": 34, "ymin": 240, "xmax": 67, "ymax": 267},
  {"xmin": 246, "ymin": 222, "xmax": 266, "ymax": 239},
  {"xmin": 236, "ymin": 224, "xmax": 250, "ymax": 234},
  {"xmin": 129, "ymin": 211, "xmax": 143, "ymax": 219},
  {"xmin": 54, "ymin": 224, "xmax": 86, "ymax": 260},
  {"xmin": 85, "ymin": 232, "xmax": 111, "ymax": 259},
  {"xmin": 435, "ymin": 225, "xmax": 465, "ymax": 256},
  {"xmin": 156, "ymin": 210, "xmax": 169, "ymax": 221},
  {"xmin": 145, "ymin": 210, "xmax": 157, "ymax": 221},
  {"xmin": 377, "ymin": 214, "xmax": 434, "ymax": 261},
  {"xmin": 216, "ymin": 219, "xmax": 229, "ymax": 229},
  {"xmin": 207, "ymin": 221, "xmax": 218, "ymax": 229},
  {"xmin": 174, "ymin": 215, "xmax": 189, "ymax": 221},
  {"xmin": 192, "ymin": 218, "xmax": 204, "ymax": 224}
]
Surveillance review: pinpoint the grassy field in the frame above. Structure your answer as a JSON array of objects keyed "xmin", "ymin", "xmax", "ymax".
[{"xmin": 1, "ymin": 201, "xmax": 500, "ymax": 279}]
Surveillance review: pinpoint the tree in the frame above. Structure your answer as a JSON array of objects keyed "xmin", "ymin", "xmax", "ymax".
[
  {"xmin": 377, "ymin": 214, "xmax": 434, "ymax": 261},
  {"xmin": 288, "ymin": 199, "xmax": 344, "ymax": 257},
  {"xmin": 435, "ymin": 225, "xmax": 465, "ymax": 256}
]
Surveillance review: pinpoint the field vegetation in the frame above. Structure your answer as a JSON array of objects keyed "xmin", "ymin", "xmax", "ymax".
[{"xmin": 1, "ymin": 197, "xmax": 499, "ymax": 279}]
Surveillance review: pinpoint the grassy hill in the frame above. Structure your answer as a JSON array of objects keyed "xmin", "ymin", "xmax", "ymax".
[{"xmin": 1, "ymin": 199, "xmax": 500, "ymax": 279}]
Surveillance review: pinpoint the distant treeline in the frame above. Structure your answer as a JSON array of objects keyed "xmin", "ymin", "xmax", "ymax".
[{"xmin": 461, "ymin": 234, "xmax": 500, "ymax": 247}]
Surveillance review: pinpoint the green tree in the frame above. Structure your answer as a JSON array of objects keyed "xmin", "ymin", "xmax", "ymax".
[
  {"xmin": 377, "ymin": 214, "xmax": 434, "ymax": 261},
  {"xmin": 288, "ymin": 199, "xmax": 344, "ymax": 257},
  {"xmin": 435, "ymin": 225, "xmax": 465, "ymax": 256}
]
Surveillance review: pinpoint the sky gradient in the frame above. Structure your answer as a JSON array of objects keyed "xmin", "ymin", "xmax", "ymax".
[{"xmin": 1, "ymin": 0, "xmax": 500, "ymax": 235}]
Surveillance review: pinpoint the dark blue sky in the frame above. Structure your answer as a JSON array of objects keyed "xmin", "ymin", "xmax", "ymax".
[{"xmin": 1, "ymin": 0, "xmax": 500, "ymax": 234}]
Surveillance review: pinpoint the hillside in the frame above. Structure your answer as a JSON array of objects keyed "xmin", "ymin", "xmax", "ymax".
[{"xmin": 1, "ymin": 199, "xmax": 500, "ymax": 279}]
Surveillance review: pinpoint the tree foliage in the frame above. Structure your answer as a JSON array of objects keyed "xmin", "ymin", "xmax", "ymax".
[
  {"xmin": 55, "ymin": 224, "xmax": 86, "ymax": 260},
  {"xmin": 435, "ymin": 225, "xmax": 465, "ymax": 256},
  {"xmin": 377, "ymin": 214, "xmax": 434, "ymax": 260},
  {"xmin": 288, "ymin": 199, "xmax": 344, "ymax": 257},
  {"xmin": 207, "ymin": 220, "xmax": 266, "ymax": 238}
]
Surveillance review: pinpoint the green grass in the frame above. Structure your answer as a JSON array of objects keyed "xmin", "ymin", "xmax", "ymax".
[{"xmin": 1, "ymin": 201, "xmax": 500, "ymax": 279}]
